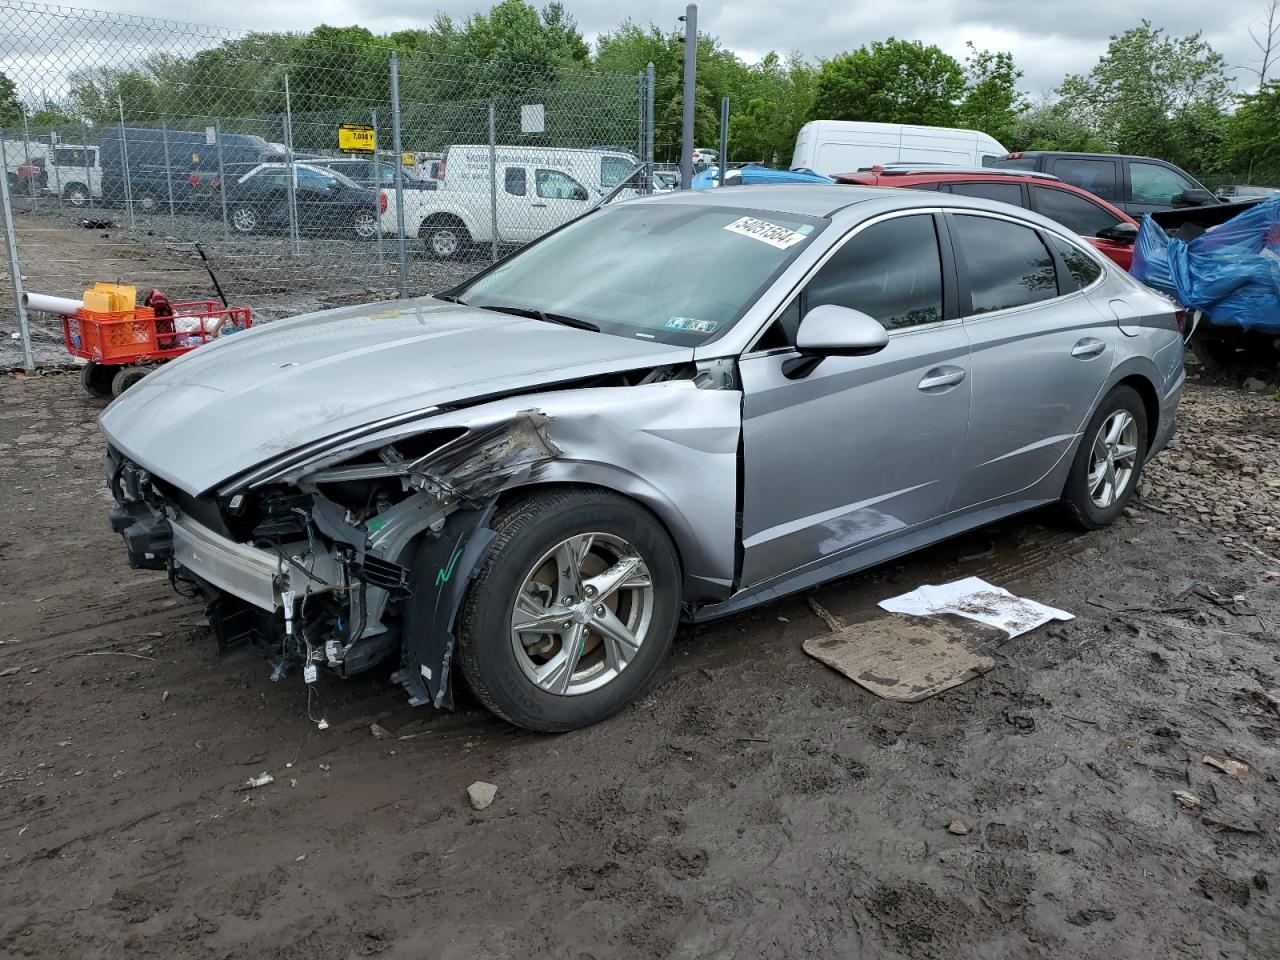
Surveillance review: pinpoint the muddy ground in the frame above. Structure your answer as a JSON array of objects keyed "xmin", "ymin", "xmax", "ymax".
[{"xmin": 0, "ymin": 369, "xmax": 1277, "ymax": 960}]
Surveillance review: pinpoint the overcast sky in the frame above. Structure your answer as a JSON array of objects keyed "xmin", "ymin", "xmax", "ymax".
[{"xmin": 62, "ymin": 0, "xmax": 1280, "ymax": 94}]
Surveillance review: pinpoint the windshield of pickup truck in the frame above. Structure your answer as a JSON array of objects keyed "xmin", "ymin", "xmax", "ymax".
[{"xmin": 455, "ymin": 203, "xmax": 823, "ymax": 345}]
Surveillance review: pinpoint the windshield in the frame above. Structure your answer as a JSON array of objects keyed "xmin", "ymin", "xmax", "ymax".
[{"xmin": 455, "ymin": 203, "xmax": 823, "ymax": 345}]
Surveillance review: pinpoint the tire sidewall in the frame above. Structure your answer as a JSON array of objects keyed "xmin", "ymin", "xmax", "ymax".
[
  {"xmin": 426, "ymin": 226, "xmax": 461, "ymax": 259},
  {"xmin": 459, "ymin": 494, "xmax": 681, "ymax": 731},
  {"xmin": 1064, "ymin": 385, "xmax": 1148, "ymax": 529},
  {"xmin": 231, "ymin": 205, "xmax": 257, "ymax": 233}
]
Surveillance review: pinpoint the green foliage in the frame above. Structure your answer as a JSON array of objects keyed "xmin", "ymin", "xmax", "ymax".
[
  {"xmin": 1227, "ymin": 82, "xmax": 1280, "ymax": 182},
  {"xmin": 729, "ymin": 54, "xmax": 817, "ymax": 164},
  {"xmin": 0, "ymin": 72, "xmax": 23, "ymax": 126},
  {"xmin": 811, "ymin": 38, "xmax": 966, "ymax": 126},
  {"xmin": 957, "ymin": 44, "xmax": 1028, "ymax": 146},
  {"xmin": 1052, "ymin": 21, "xmax": 1232, "ymax": 174},
  {"xmin": 1009, "ymin": 101, "xmax": 1115, "ymax": 153}
]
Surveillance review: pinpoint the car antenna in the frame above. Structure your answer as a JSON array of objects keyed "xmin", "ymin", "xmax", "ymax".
[{"xmin": 194, "ymin": 242, "xmax": 229, "ymax": 308}]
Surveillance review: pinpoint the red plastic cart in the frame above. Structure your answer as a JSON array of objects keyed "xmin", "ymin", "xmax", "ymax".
[{"xmin": 64, "ymin": 299, "xmax": 252, "ymax": 397}]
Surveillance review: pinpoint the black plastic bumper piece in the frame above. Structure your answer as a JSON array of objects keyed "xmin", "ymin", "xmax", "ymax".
[{"xmin": 111, "ymin": 501, "xmax": 173, "ymax": 570}]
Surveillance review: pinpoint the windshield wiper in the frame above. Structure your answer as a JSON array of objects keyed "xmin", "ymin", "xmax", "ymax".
[
  {"xmin": 476, "ymin": 303, "xmax": 600, "ymax": 332},
  {"xmin": 435, "ymin": 294, "xmax": 466, "ymax": 304}
]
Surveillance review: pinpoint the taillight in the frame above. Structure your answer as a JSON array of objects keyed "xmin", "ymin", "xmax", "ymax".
[
  {"xmin": 1174, "ymin": 308, "xmax": 1187, "ymax": 335},
  {"xmin": 437, "ymin": 160, "xmax": 445, "ymax": 180},
  {"xmin": 379, "ymin": 191, "xmax": 388, "ymax": 213}
]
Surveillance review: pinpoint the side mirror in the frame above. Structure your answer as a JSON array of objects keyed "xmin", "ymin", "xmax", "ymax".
[
  {"xmin": 795, "ymin": 304, "xmax": 889, "ymax": 357},
  {"xmin": 1174, "ymin": 188, "xmax": 1214, "ymax": 207},
  {"xmin": 572, "ymin": 186, "xmax": 589, "ymax": 202},
  {"xmin": 1096, "ymin": 222, "xmax": 1139, "ymax": 244}
]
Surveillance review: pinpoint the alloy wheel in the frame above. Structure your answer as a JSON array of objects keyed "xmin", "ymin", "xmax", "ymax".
[
  {"xmin": 429, "ymin": 229, "xmax": 459, "ymax": 258},
  {"xmin": 1087, "ymin": 410, "xmax": 1139, "ymax": 509},
  {"xmin": 231, "ymin": 207, "xmax": 256, "ymax": 232},
  {"xmin": 509, "ymin": 532, "xmax": 654, "ymax": 696},
  {"xmin": 353, "ymin": 211, "xmax": 378, "ymax": 239}
]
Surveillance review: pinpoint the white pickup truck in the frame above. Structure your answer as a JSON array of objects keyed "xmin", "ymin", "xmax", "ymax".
[{"xmin": 379, "ymin": 145, "xmax": 642, "ymax": 258}]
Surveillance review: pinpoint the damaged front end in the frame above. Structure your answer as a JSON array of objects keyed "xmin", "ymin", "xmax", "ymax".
[{"xmin": 105, "ymin": 410, "xmax": 564, "ymax": 708}]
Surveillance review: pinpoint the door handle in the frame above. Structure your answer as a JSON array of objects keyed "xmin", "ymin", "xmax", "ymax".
[
  {"xmin": 531, "ymin": 201, "xmax": 547, "ymax": 208},
  {"xmin": 917, "ymin": 367, "xmax": 966, "ymax": 391},
  {"xmin": 1071, "ymin": 338, "xmax": 1107, "ymax": 358}
]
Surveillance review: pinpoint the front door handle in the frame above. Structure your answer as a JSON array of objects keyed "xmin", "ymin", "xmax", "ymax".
[
  {"xmin": 917, "ymin": 367, "xmax": 966, "ymax": 391},
  {"xmin": 1071, "ymin": 338, "xmax": 1107, "ymax": 358},
  {"xmin": 531, "ymin": 201, "xmax": 547, "ymax": 208}
]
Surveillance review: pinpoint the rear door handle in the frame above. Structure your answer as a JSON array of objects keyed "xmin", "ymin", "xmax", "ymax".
[
  {"xmin": 917, "ymin": 367, "xmax": 966, "ymax": 391},
  {"xmin": 1071, "ymin": 338, "xmax": 1107, "ymax": 358}
]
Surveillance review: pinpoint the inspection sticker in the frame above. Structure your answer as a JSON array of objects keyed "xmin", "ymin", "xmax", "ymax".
[
  {"xmin": 666, "ymin": 316, "xmax": 718, "ymax": 334},
  {"xmin": 723, "ymin": 216, "xmax": 808, "ymax": 249}
]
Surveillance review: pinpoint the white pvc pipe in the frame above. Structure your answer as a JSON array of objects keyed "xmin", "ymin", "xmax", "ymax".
[{"xmin": 20, "ymin": 292, "xmax": 83, "ymax": 316}]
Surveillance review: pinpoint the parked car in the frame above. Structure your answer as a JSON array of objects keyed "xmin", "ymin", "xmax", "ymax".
[
  {"xmin": 833, "ymin": 166, "xmax": 1141, "ymax": 268},
  {"xmin": 792, "ymin": 121, "xmax": 1007, "ymax": 177},
  {"xmin": 9, "ymin": 143, "xmax": 102, "ymax": 205},
  {"xmin": 222, "ymin": 162, "xmax": 380, "ymax": 239},
  {"xmin": 308, "ymin": 156, "xmax": 438, "ymax": 192},
  {"xmin": 100, "ymin": 185, "xmax": 1183, "ymax": 731},
  {"xmin": 987, "ymin": 151, "xmax": 1218, "ymax": 217},
  {"xmin": 381, "ymin": 145, "xmax": 642, "ymax": 258},
  {"xmin": 1215, "ymin": 184, "xmax": 1280, "ymax": 201}
]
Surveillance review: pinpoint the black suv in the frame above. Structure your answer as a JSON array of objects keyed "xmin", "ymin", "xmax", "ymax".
[{"xmin": 988, "ymin": 151, "xmax": 1217, "ymax": 217}]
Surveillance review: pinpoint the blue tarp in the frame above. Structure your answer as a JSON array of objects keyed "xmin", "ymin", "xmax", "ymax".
[
  {"xmin": 692, "ymin": 164, "xmax": 834, "ymax": 190},
  {"xmin": 1130, "ymin": 197, "xmax": 1280, "ymax": 333}
]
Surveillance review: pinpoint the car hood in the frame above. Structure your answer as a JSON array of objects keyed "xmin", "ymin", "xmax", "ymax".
[{"xmin": 99, "ymin": 298, "xmax": 693, "ymax": 494}]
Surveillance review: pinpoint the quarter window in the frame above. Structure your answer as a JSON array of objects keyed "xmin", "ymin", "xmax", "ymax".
[
  {"xmin": 1049, "ymin": 158, "xmax": 1119, "ymax": 202},
  {"xmin": 1030, "ymin": 185, "xmax": 1123, "ymax": 237},
  {"xmin": 953, "ymin": 215, "xmax": 1059, "ymax": 314},
  {"xmin": 1130, "ymin": 161, "xmax": 1196, "ymax": 205},
  {"xmin": 505, "ymin": 166, "xmax": 527, "ymax": 196},
  {"xmin": 1050, "ymin": 235, "xmax": 1103, "ymax": 289},
  {"xmin": 806, "ymin": 215, "xmax": 944, "ymax": 331},
  {"xmin": 945, "ymin": 181, "xmax": 1023, "ymax": 206}
]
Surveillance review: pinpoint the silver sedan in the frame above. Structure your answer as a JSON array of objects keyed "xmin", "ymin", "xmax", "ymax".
[{"xmin": 100, "ymin": 185, "xmax": 1184, "ymax": 730}]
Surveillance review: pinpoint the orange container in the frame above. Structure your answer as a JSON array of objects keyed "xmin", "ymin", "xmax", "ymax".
[{"xmin": 71, "ymin": 306, "xmax": 158, "ymax": 361}]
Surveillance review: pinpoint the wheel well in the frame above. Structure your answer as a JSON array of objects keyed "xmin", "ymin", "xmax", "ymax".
[
  {"xmin": 1117, "ymin": 374, "xmax": 1160, "ymax": 452},
  {"xmin": 419, "ymin": 213, "xmax": 469, "ymax": 238}
]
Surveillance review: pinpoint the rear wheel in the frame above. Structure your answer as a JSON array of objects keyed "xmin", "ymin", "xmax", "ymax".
[
  {"xmin": 1061, "ymin": 385, "xmax": 1148, "ymax": 530},
  {"xmin": 135, "ymin": 190, "xmax": 160, "ymax": 214},
  {"xmin": 454, "ymin": 488, "xmax": 681, "ymax": 732},
  {"xmin": 110, "ymin": 366, "xmax": 151, "ymax": 397},
  {"xmin": 352, "ymin": 209, "xmax": 379, "ymax": 240},
  {"xmin": 80, "ymin": 361, "xmax": 115, "ymax": 397},
  {"xmin": 63, "ymin": 182, "xmax": 90, "ymax": 207},
  {"xmin": 421, "ymin": 218, "xmax": 470, "ymax": 260},
  {"xmin": 230, "ymin": 205, "xmax": 258, "ymax": 234}
]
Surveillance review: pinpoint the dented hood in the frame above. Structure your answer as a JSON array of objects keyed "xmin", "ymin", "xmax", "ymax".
[{"xmin": 99, "ymin": 297, "xmax": 693, "ymax": 494}]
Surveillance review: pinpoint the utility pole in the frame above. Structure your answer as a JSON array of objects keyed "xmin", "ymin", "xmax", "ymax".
[{"xmin": 678, "ymin": 4, "xmax": 697, "ymax": 190}]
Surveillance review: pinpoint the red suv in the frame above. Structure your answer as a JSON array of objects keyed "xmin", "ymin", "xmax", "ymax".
[{"xmin": 833, "ymin": 166, "xmax": 1140, "ymax": 269}]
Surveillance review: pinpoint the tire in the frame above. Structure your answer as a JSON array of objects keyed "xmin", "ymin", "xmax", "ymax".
[
  {"xmin": 110, "ymin": 366, "xmax": 151, "ymax": 397},
  {"xmin": 453, "ymin": 487, "xmax": 681, "ymax": 732},
  {"xmin": 352, "ymin": 209, "xmax": 379, "ymax": 240},
  {"xmin": 135, "ymin": 190, "xmax": 160, "ymax": 214},
  {"xmin": 1061, "ymin": 385, "xmax": 1148, "ymax": 530},
  {"xmin": 230, "ymin": 204, "xmax": 258, "ymax": 234},
  {"xmin": 63, "ymin": 182, "xmax": 90, "ymax": 207},
  {"xmin": 80, "ymin": 361, "xmax": 115, "ymax": 397},
  {"xmin": 421, "ymin": 218, "xmax": 469, "ymax": 260}
]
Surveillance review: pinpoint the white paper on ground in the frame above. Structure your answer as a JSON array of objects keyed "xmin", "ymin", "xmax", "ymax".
[{"xmin": 878, "ymin": 576, "xmax": 1073, "ymax": 638}]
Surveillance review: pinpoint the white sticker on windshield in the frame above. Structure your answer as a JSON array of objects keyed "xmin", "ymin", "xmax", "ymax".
[{"xmin": 723, "ymin": 216, "xmax": 808, "ymax": 249}]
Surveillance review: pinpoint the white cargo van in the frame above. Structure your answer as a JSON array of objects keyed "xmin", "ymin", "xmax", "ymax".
[
  {"xmin": 381, "ymin": 145, "xmax": 641, "ymax": 258},
  {"xmin": 791, "ymin": 121, "xmax": 1006, "ymax": 177}
]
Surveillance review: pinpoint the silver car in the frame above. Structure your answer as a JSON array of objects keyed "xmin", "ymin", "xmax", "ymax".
[{"xmin": 100, "ymin": 186, "xmax": 1184, "ymax": 731}]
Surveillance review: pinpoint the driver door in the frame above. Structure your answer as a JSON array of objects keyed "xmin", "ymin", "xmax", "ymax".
[
  {"xmin": 527, "ymin": 168, "xmax": 592, "ymax": 236},
  {"xmin": 738, "ymin": 213, "xmax": 973, "ymax": 588}
]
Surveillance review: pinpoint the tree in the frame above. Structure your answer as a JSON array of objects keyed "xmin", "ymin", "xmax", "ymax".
[
  {"xmin": 1007, "ymin": 100, "xmax": 1113, "ymax": 153},
  {"xmin": 0, "ymin": 72, "xmax": 25, "ymax": 126},
  {"xmin": 957, "ymin": 44, "xmax": 1027, "ymax": 145},
  {"xmin": 810, "ymin": 39, "xmax": 965, "ymax": 126},
  {"xmin": 1226, "ymin": 81, "xmax": 1280, "ymax": 181},
  {"xmin": 1054, "ymin": 21, "xmax": 1232, "ymax": 174},
  {"xmin": 728, "ymin": 54, "xmax": 817, "ymax": 164},
  {"xmin": 1250, "ymin": 0, "xmax": 1280, "ymax": 84}
]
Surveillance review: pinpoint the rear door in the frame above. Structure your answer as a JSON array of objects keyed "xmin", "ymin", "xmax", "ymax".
[
  {"xmin": 947, "ymin": 212, "xmax": 1116, "ymax": 509},
  {"xmin": 1047, "ymin": 156, "xmax": 1121, "ymax": 208},
  {"xmin": 738, "ymin": 212, "xmax": 972, "ymax": 587}
]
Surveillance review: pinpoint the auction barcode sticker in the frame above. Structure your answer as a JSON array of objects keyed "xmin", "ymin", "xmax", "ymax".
[{"xmin": 723, "ymin": 216, "xmax": 808, "ymax": 250}]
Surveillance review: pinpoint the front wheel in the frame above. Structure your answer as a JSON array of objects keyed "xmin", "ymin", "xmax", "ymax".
[
  {"xmin": 1061, "ymin": 385, "xmax": 1148, "ymax": 530},
  {"xmin": 63, "ymin": 182, "xmax": 90, "ymax": 207},
  {"xmin": 230, "ymin": 204, "xmax": 258, "ymax": 234},
  {"xmin": 421, "ymin": 220, "xmax": 469, "ymax": 260},
  {"xmin": 453, "ymin": 488, "xmax": 681, "ymax": 732}
]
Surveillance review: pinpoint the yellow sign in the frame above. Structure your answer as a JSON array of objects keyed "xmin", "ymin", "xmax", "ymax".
[
  {"xmin": 338, "ymin": 123, "xmax": 376, "ymax": 153},
  {"xmin": 402, "ymin": 152, "xmax": 415, "ymax": 167}
]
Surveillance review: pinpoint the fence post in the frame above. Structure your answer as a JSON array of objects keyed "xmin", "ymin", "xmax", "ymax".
[
  {"xmin": 0, "ymin": 130, "xmax": 35, "ymax": 373},
  {"xmin": 389, "ymin": 52, "xmax": 409, "ymax": 300},
  {"xmin": 214, "ymin": 118, "xmax": 229, "ymax": 240},
  {"xmin": 636, "ymin": 71, "xmax": 645, "ymax": 160},
  {"xmin": 371, "ymin": 109, "xmax": 384, "ymax": 270},
  {"xmin": 80, "ymin": 120, "xmax": 93, "ymax": 212},
  {"xmin": 718, "ymin": 97, "xmax": 728, "ymax": 186},
  {"xmin": 646, "ymin": 62, "xmax": 655, "ymax": 194},
  {"xmin": 20, "ymin": 112, "xmax": 34, "ymax": 204},
  {"xmin": 160, "ymin": 120, "xmax": 176, "ymax": 226},
  {"xmin": 282, "ymin": 74, "xmax": 300, "ymax": 256},
  {"xmin": 117, "ymin": 96, "xmax": 134, "ymax": 226},
  {"xmin": 488, "ymin": 100, "xmax": 498, "ymax": 263},
  {"xmin": 679, "ymin": 3, "xmax": 697, "ymax": 190}
]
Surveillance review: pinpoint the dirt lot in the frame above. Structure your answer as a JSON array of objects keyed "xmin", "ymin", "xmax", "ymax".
[{"xmin": 0, "ymin": 369, "xmax": 1277, "ymax": 960}]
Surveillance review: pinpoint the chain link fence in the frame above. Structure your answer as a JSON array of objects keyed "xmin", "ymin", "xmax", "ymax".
[{"xmin": 1, "ymin": 1, "xmax": 656, "ymax": 368}]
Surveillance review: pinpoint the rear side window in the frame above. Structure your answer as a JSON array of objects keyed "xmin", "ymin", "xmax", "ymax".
[
  {"xmin": 1050, "ymin": 236, "xmax": 1104, "ymax": 289},
  {"xmin": 945, "ymin": 181, "xmax": 1023, "ymax": 206},
  {"xmin": 504, "ymin": 166, "xmax": 526, "ymax": 196},
  {"xmin": 952, "ymin": 215, "xmax": 1059, "ymax": 315},
  {"xmin": 989, "ymin": 156, "xmax": 1037, "ymax": 171},
  {"xmin": 1030, "ymin": 185, "xmax": 1123, "ymax": 237},
  {"xmin": 53, "ymin": 148, "xmax": 93, "ymax": 167},
  {"xmin": 1049, "ymin": 158, "xmax": 1119, "ymax": 202},
  {"xmin": 806, "ymin": 215, "xmax": 944, "ymax": 330}
]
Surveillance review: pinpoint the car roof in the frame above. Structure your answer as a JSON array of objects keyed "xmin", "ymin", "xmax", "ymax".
[
  {"xmin": 629, "ymin": 184, "xmax": 883, "ymax": 217},
  {"xmin": 835, "ymin": 168, "xmax": 1060, "ymax": 183}
]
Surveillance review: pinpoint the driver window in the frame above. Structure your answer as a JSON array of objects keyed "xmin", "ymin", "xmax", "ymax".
[
  {"xmin": 1130, "ymin": 162, "xmax": 1195, "ymax": 205},
  {"xmin": 536, "ymin": 169, "xmax": 585, "ymax": 201}
]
